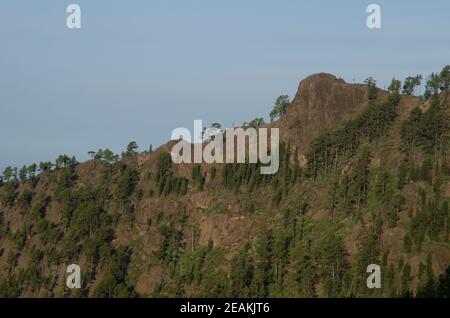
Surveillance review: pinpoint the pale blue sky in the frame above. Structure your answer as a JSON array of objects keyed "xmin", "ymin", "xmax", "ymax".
[{"xmin": 1, "ymin": 0, "xmax": 449, "ymax": 171}]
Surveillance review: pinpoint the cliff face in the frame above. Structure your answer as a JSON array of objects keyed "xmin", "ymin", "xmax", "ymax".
[{"xmin": 279, "ymin": 73, "xmax": 368, "ymax": 152}]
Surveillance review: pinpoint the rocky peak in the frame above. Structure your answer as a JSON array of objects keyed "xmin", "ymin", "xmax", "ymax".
[{"xmin": 279, "ymin": 73, "xmax": 369, "ymax": 152}]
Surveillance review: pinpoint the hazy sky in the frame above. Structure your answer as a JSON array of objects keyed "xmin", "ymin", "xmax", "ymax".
[{"xmin": 1, "ymin": 0, "xmax": 449, "ymax": 172}]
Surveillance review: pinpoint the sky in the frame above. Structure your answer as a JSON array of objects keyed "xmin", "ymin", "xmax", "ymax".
[{"xmin": 1, "ymin": 0, "xmax": 450, "ymax": 172}]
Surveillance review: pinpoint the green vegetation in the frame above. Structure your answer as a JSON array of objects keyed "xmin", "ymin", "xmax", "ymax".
[
  {"xmin": 306, "ymin": 90, "xmax": 399, "ymax": 178},
  {"xmin": 269, "ymin": 95, "xmax": 290, "ymax": 122},
  {"xmin": 402, "ymin": 75, "xmax": 422, "ymax": 95},
  {"xmin": 0, "ymin": 68, "xmax": 449, "ymax": 298}
]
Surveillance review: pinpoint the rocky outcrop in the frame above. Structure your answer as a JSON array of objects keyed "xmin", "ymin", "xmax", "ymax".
[{"xmin": 279, "ymin": 73, "xmax": 368, "ymax": 152}]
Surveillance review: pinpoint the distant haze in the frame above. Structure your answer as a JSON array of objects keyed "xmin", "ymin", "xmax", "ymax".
[{"xmin": 1, "ymin": 0, "xmax": 450, "ymax": 171}]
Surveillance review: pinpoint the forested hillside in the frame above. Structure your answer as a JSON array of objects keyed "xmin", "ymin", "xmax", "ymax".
[{"xmin": 0, "ymin": 67, "xmax": 449, "ymax": 298}]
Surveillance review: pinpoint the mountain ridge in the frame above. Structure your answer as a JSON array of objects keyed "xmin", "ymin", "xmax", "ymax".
[{"xmin": 1, "ymin": 71, "xmax": 449, "ymax": 298}]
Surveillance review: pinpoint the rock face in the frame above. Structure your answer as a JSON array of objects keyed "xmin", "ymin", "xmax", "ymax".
[{"xmin": 279, "ymin": 73, "xmax": 368, "ymax": 152}]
